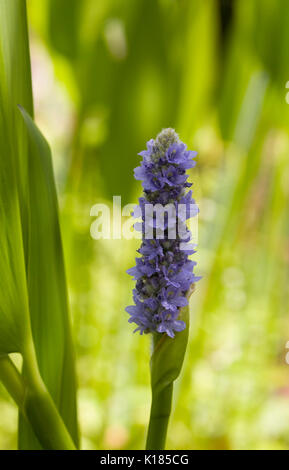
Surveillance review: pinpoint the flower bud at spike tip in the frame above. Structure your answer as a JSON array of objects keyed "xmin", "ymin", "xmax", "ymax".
[{"xmin": 126, "ymin": 128, "xmax": 201, "ymax": 338}]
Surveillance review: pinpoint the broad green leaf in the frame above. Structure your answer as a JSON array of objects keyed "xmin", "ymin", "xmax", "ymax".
[
  {"xmin": 0, "ymin": 0, "xmax": 34, "ymax": 357},
  {"xmin": 0, "ymin": 0, "xmax": 33, "ymax": 251},
  {"xmin": 18, "ymin": 107, "xmax": 79, "ymax": 449},
  {"xmin": 0, "ymin": 0, "xmax": 33, "ymax": 114},
  {"xmin": 0, "ymin": 0, "xmax": 32, "ymax": 354},
  {"xmin": 0, "ymin": 107, "xmax": 30, "ymax": 354},
  {"xmin": 0, "ymin": 0, "xmax": 78, "ymax": 448}
]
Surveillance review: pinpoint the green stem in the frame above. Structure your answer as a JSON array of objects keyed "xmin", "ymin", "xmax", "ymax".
[
  {"xmin": 21, "ymin": 339, "xmax": 76, "ymax": 450},
  {"xmin": 0, "ymin": 355, "xmax": 26, "ymax": 411},
  {"xmin": 0, "ymin": 343, "xmax": 76, "ymax": 450},
  {"xmin": 146, "ymin": 383, "xmax": 173, "ymax": 450}
]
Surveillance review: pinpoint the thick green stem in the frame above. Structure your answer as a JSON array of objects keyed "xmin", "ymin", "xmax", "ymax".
[
  {"xmin": 146, "ymin": 383, "xmax": 173, "ymax": 450},
  {"xmin": 0, "ymin": 355, "xmax": 26, "ymax": 411},
  {"xmin": 21, "ymin": 339, "xmax": 76, "ymax": 450},
  {"xmin": 0, "ymin": 342, "xmax": 76, "ymax": 449},
  {"xmin": 145, "ymin": 299, "xmax": 192, "ymax": 451}
]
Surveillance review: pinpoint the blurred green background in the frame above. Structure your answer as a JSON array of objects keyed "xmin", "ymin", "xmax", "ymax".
[{"xmin": 1, "ymin": 0, "xmax": 289, "ymax": 450}]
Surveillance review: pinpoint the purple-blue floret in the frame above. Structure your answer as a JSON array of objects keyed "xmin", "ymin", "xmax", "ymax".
[{"xmin": 126, "ymin": 128, "xmax": 200, "ymax": 338}]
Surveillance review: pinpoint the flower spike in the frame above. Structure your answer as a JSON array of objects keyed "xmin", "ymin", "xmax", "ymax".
[{"xmin": 126, "ymin": 128, "xmax": 200, "ymax": 338}]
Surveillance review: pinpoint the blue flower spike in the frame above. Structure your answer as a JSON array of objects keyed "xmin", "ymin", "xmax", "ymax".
[
  {"xmin": 126, "ymin": 129, "xmax": 201, "ymax": 451},
  {"xmin": 126, "ymin": 128, "xmax": 200, "ymax": 338}
]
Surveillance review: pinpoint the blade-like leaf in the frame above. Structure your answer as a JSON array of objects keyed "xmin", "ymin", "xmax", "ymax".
[
  {"xmin": 18, "ymin": 106, "xmax": 79, "ymax": 449},
  {"xmin": 0, "ymin": 0, "xmax": 78, "ymax": 448},
  {"xmin": 0, "ymin": 106, "xmax": 31, "ymax": 354},
  {"xmin": 0, "ymin": 0, "xmax": 33, "ymax": 251},
  {"xmin": 0, "ymin": 0, "xmax": 32, "ymax": 354}
]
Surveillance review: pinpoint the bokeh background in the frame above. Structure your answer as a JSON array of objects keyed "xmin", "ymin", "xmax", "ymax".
[{"xmin": 1, "ymin": 0, "xmax": 289, "ymax": 450}]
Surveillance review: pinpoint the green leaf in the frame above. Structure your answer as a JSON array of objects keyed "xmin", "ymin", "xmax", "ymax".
[
  {"xmin": 0, "ymin": 109, "xmax": 31, "ymax": 354},
  {"xmin": 0, "ymin": 0, "xmax": 33, "ymax": 246},
  {"xmin": 0, "ymin": 0, "xmax": 78, "ymax": 448},
  {"xmin": 0, "ymin": 0, "xmax": 32, "ymax": 354},
  {"xmin": 17, "ymin": 106, "xmax": 79, "ymax": 449}
]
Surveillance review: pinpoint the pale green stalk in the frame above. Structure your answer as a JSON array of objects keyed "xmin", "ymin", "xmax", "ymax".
[
  {"xmin": 0, "ymin": 356, "xmax": 26, "ymax": 409},
  {"xmin": 146, "ymin": 373, "xmax": 173, "ymax": 450},
  {"xmin": 21, "ymin": 339, "xmax": 76, "ymax": 450},
  {"xmin": 146, "ymin": 289, "xmax": 193, "ymax": 450},
  {"xmin": 0, "ymin": 341, "xmax": 76, "ymax": 450}
]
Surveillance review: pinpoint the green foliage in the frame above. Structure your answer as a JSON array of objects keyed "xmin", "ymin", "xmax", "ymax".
[
  {"xmin": 0, "ymin": 0, "xmax": 32, "ymax": 355},
  {"xmin": 18, "ymin": 106, "xmax": 79, "ymax": 449},
  {"xmin": 0, "ymin": 0, "xmax": 78, "ymax": 449},
  {"xmin": 0, "ymin": 107, "xmax": 30, "ymax": 354}
]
